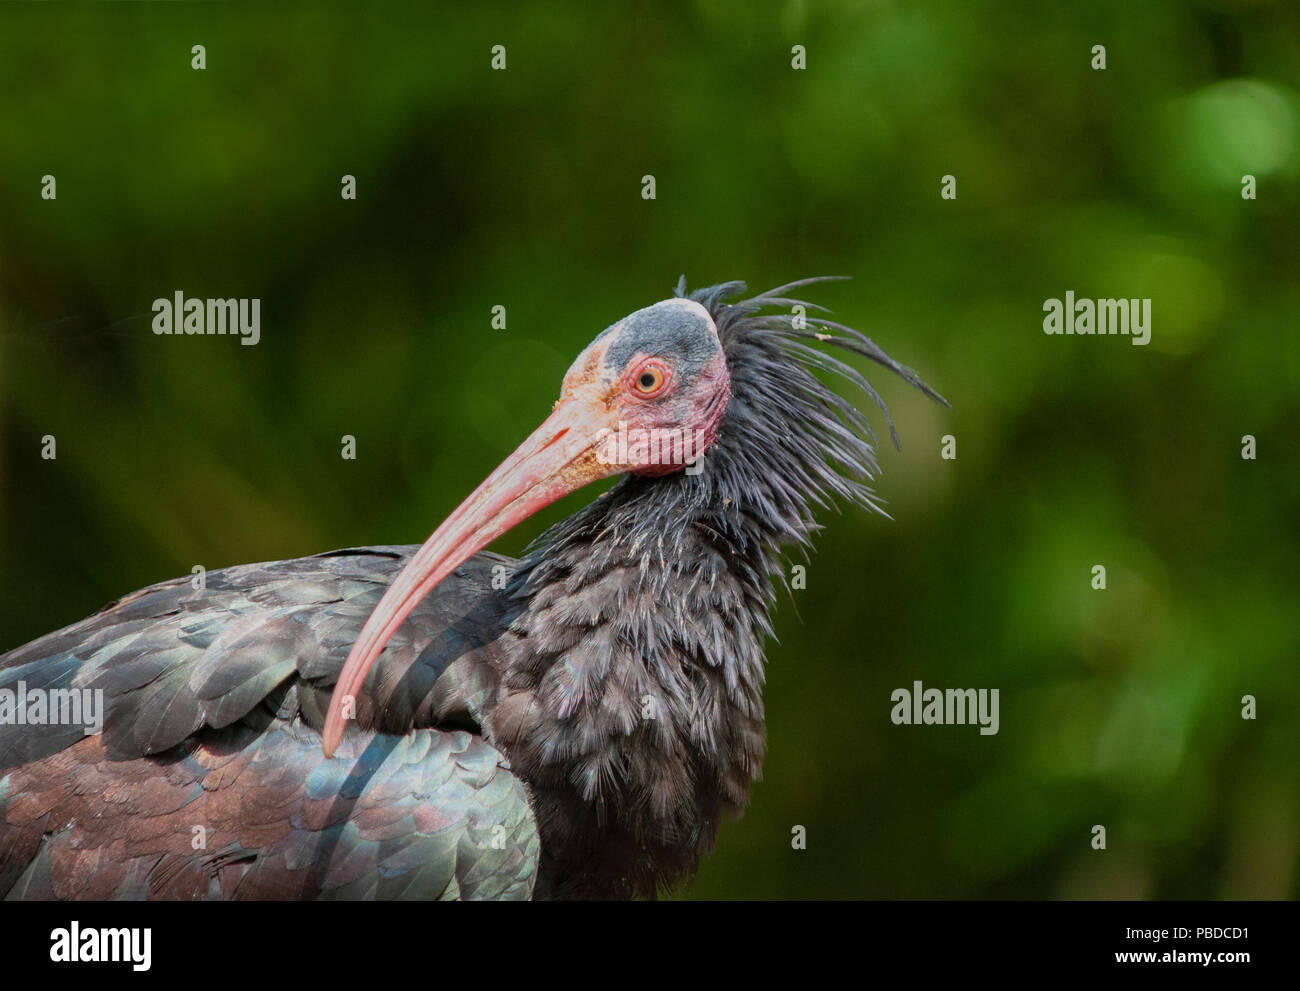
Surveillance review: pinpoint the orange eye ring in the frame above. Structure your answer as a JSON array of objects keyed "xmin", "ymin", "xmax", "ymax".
[{"xmin": 630, "ymin": 360, "xmax": 669, "ymax": 397}]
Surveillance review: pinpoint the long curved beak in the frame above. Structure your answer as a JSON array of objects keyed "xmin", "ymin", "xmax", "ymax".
[{"xmin": 321, "ymin": 394, "xmax": 618, "ymax": 757}]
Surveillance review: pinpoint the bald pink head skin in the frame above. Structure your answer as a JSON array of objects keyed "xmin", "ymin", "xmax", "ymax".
[{"xmin": 321, "ymin": 298, "xmax": 730, "ymax": 757}]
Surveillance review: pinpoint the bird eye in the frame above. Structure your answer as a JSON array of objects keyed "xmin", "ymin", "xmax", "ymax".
[{"xmin": 632, "ymin": 362, "xmax": 667, "ymax": 396}]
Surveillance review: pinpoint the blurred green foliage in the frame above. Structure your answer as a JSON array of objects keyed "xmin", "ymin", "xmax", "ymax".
[{"xmin": 1, "ymin": 0, "xmax": 1297, "ymax": 899}]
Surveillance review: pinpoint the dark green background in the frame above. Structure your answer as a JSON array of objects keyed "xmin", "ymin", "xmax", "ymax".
[{"xmin": 1, "ymin": 1, "xmax": 1296, "ymax": 899}]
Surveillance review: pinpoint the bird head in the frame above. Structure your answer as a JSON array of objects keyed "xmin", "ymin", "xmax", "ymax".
[
  {"xmin": 322, "ymin": 278, "xmax": 948, "ymax": 757},
  {"xmin": 321, "ymin": 295, "xmax": 734, "ymax": 756},
  {"xmin": 558, "ymin": 295, "xmax": 732, "ymax": 477}
]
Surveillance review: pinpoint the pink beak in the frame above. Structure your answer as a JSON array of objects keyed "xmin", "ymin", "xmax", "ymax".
[{"xmin": 321, "ymin": 394, "xmax": 619, "ymax": 757}]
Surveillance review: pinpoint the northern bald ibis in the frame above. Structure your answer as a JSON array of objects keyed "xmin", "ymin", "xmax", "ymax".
[{"xmin": 0, "ymin": 278, "xmax": 946, "ymax": 899}]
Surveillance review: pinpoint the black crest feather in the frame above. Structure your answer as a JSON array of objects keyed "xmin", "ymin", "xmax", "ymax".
[{"xmin": 683, "ymin": 276, "xmax": 947, "ymax": 529}]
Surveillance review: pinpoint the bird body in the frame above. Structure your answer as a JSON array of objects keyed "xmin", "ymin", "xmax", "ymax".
[
  {"xmin": 0, "ymin": 279, "xmax": 945, "ymax": 899},
  {"xmin": 1, "ymin": 547, "xmax": 541, "ymax": 899}
]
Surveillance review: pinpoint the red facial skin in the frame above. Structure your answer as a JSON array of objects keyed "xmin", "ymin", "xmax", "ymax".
[
  {"xmin": 618, "ymin": 351, "xmax": 730, "ymax": 477},
  {"xmin": 320, "ymin": 326, "xmax": 730, "ymax": 757}
]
